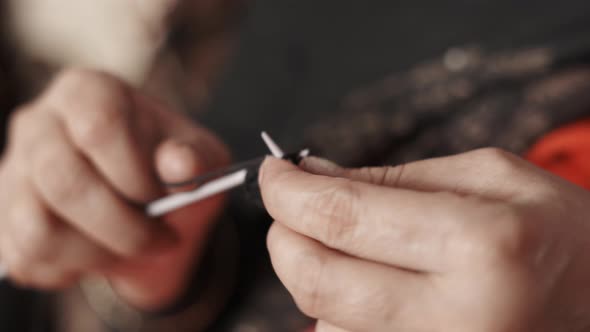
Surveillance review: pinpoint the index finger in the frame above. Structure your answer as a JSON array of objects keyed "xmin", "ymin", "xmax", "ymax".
[
  {"xmin": 27, "ymin": 111, "xmax": 175, "ymax": 258},
  {"xmin": 43, "ymin": 69, "xmax": 162, "ymax": 203},
  {"xmin": 259, "ymin": 157, "xmax": 489, "ymax": 272}
]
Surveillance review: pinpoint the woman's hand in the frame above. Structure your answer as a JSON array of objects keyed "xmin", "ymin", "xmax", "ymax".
[
  {"xmin": 260, "ymin": 149, "xmax": 590, "ymax": 332},
  {"xmin": 0, "ymin": 68, "xmax": 230, "ymax": 311}
]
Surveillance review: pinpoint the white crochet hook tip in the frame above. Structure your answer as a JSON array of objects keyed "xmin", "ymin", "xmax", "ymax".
[
  {"xmin": 146, "ymin": 169, "xmax": 248, "ymax": 217},
  {"xmin": 261, "ymin": 131, "xmax": 285, "ymax": 158}
]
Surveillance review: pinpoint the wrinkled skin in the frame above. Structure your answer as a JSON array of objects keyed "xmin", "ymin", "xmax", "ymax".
[{"xmin": 260, "ymin": 151, "xmax": 590, "ymax": 332}]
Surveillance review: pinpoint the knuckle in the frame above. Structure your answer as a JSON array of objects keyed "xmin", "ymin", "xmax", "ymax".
[
  {"xmin": 470, "ymin": 147, "xmax": 522, "ymax": 176},
  {"xmin": 69, "ymin": 100, "xmax": 128, "ymax": 149},
  {"xmin": 308, "ymin": 179, "xmax": 361, "ymax": 248},
  {"xmin": 488, "ymin": 210, "xmax": 531, "ymax": 263},
  {"xmin": 382, "ymin": 165, "xmax": 403, "ymax": 186},
  {"xmin": 354, "ymin": 166, "xmax": 396, "ymax": 186},
  {"xmin": 461, "ymin": 203, "xmax": 531, "ymax": 264},
  {"xmin": 350, "ymin": 167, "xmax": 375, "ymax": 182},
  {"xmin": 33, "ymin": 148, "xmax": 90, "ymax": 207},
  {"xmin": 52, "ymin": 69, "xmax": 131, "ymax": 148}
]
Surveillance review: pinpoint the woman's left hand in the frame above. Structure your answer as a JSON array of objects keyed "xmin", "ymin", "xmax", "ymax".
[{"xmin": 259, "ymin": 148, "xmax": 590, "ymax": 332}]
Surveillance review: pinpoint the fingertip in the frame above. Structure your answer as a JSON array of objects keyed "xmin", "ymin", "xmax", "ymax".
[
  {"xmin": 259, "ymin": 156, "xmax": 298, "ymax": 184},
  {"xmin": 259, "ymin": 157, "xmax": 319, "ymax": 218},
  {"xmin": 155, "ymin": 140, "xmax": 207, "ymax": 184},
  {"xmin": 299, "ymin": 156, "xmax": 343, "ymax": 176}
]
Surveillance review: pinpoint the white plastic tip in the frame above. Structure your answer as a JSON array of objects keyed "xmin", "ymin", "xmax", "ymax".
[
  {"xmin": 261, "ymin": 131, "xmax": 285, "ymax": 158},
  {"xmin": 299, "ymin": 149, "xmax": 310, "ymax": 158},
  {"xmin": 146, "ymin": 169, "xmax": 247, "ymax": 217}
]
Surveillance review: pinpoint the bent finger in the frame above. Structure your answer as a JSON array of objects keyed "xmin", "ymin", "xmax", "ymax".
[
  {"xmin": 29, "ymin": 113, "xmax": 175, "ymax": 258},
  {"xmin": 268, "ymin": 222, "xmax": 428, "ymax": 332},
  {"xmin": 44, "ymin": 69, "xmax": 162, "ymax": 202}
]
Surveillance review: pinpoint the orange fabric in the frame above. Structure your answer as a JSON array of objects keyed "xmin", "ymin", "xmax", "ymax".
[{"xmin": 527, "ymin": 118, "xmax": 590, "ymax": 189}]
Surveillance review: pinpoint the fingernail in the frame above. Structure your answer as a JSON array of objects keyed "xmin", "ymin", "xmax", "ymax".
[{"xmin": 300, "ymin": 156, "xmax": 343, "ymax": 176}]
